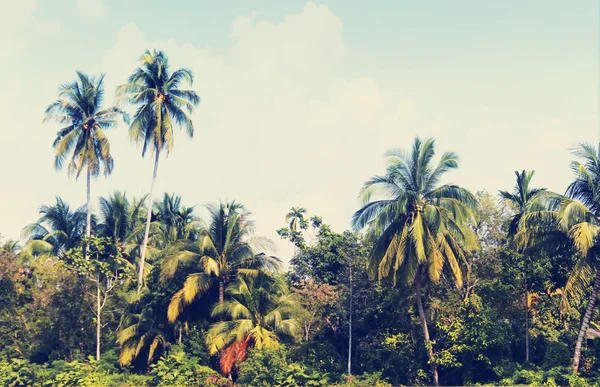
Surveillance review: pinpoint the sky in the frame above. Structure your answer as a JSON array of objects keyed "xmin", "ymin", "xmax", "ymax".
[{"xmin": 0, "ymin": 0, "xmax": 597, "ymax": 263}]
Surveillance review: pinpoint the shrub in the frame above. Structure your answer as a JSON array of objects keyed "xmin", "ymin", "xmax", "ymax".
[
  {"xmin": 149, "ymin": 349, "xmax": 229, "ymax": 387},
  {"xmin": 0, "ymin": 359, "xmax": 35, "ymax": 387},
  {"xmin": 332, "ymin": 372, "xmax": 394, "ymax": 387},
  {"xmin": 499, "ymin": 366, "xmax": 595, "ymax": 387},
  {"xmin": 237, "ymin": 346, "xmax": 328, "ymax": 386}
]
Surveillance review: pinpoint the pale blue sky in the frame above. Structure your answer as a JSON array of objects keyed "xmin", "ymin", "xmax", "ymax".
[{"xmin": 1, "ymin": 0, "xmax": 597, "ymax": 261}]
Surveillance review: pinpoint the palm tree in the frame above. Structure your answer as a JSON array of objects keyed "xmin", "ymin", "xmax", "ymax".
[
  {"xmin": 152, "ymin": 193, "xmax": 200, "ymax": 244},
  {"xmin": 21, "ymin": 197, "xmax": 87, "ymax": 257},
  {"xmin": 44, "ymin": 72, "xmax": 129, "ymax": 257},
  {"xmin": 116, "ymin": 49, "xmax": 200, "ymax": 293},
  {"xmin": 97, "ymin": 191, "xmax": 147, "ymax": 245},
  {"xmin": 499, "ymin": 170, "xmax": 546, "ymax": 362},
  {"xmin": 1, "ymin": 239, "xmax": 20, "ymax": 254},
  {"xmin": 352, "ymin": 137, "xmax": 478, "ymax": 386},
  {"xmin": 161, "ymin": 201, "xmax": 281, "ymax": 323},
  {"xmin": 116, "ymin": 305, "xmax": 168, "ymax": 366},
  {"xmin": 286, "ymin": 207, "xmax": 308, "ymax": 232},
  {"xmin": 518, "ymin": 143, "xmax": 600, "ymax": 372},
  {"xmin": 206, "ymin": 272, "xmax": 297, "ymax": 376}
]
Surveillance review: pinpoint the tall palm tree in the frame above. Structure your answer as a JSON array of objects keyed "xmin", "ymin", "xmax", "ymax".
[
  {"xmin": 352, "ymin": 137, "xmax": 478, "ymax": 386},
  {"xmin": 161, "ymin": 201, "xmax": 281, "ymax": 323},
  {"xmin": 44, "ymin": 72, "xmax": 129, "ymax": 257},
  {"xmin": 206, "ymin": 272, "xmax": 297, "ymax": 376},
  {"xmin": 21, "ymin": 197, "xmax": 87, "ymax": 257},
  {"xmin": 518, "ymin": 143, "xmax": 600, "ymax": 373},
  {"xmin": 116, "ymin": 49, "xmax": 201, "ymax": 293},
  {"xmin": 499, "ymin": 170, "xmax": 546, "ymax": 362}
]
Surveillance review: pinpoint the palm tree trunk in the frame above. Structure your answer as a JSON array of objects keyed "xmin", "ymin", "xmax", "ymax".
[
  {"xmin": 347, "ymin": 264, "xmax": 353, "ymax": 376},
  {"xmin": 525, "ymin": 255, "xmax": 530, "ymax": 362},
  {"xmin": 525, "ymin": 287, "xmax": 530, "ymax": 362},
  {"xmin": 415, "ymin": 274, "xmax": 439, "ymax": 386},
  {"xmin": 86, "ymin": 166, "xmax": 92, "ymax": 260},
  {"xmin": 137, "ymin": 150, "xmax": 160, "ymax": 293},
  {"xmin": 572, "ymin": 269, "xmax": 600, "ymax": 372},
  {"xmin": 219, "ymin": 280, "xmax": 224, "ymax": 304},
  {"xmin": 96, "ymin": 274, "xmax": 101, "ymax": 361}
]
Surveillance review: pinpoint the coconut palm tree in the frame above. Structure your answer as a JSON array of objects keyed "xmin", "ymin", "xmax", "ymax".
[
  {"xmin": 206, "ymin": 272, "xmax": 297, "ymax": 376},
  {"xmin": 286, "ymin": 207, "xmax": 308, "ymax": 232},
  {"xmin": 161, "ymin": 201, "xmax": 281, "ymax": 323},
  {"xmin": 21, "ymin": 197, "xmax": 87, "ymax": 257},
  {"xmin": 97, "ymin": 191, "xmax": 147, "ymax": 245},
  {"xmin": 352, "ymin": 137, "xmax": 478, "ymax": 386},
  {"xmin": 152, "ymin": 193, "xmax": 200, "ymax": 244},
  {"xmin": 499, "ymin": 170, "xmax": 546, "ymax": 362},
  {"xmin": 44, "ymin": 72, "xmax": 129, "ymax": 257},
  {"xmin": 1, "ymin": 239, "xmax": 20, "ymax": 254},
  {"xmin": 116, "ymin": 49, "xmax": 200, "ymax": 293},
  {"xmin": 116, "ymin": 305, "xmax": 168, "ymax": 366},
  {"xmin": 517, "ymin": 143, "xmax": 600, "ymax": 373}
]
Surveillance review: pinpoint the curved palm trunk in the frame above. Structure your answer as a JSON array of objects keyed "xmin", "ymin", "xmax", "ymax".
[
  {"xmin": 415, "ymin": 274, "xmax": 439, "ymax": 386},
  {"xmin": 86, "ymin": 166, "xmax": 92, "ymax": 260},
  {"xmin": 137, "ymin": 150, "xmax": 160, "ymax": 293},
  {"xmin": 572, "ymin": 269, "xmax": 600, "ymax": 372}
]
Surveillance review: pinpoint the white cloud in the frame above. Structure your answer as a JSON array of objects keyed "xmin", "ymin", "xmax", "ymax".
[
  {"xmin": 92, "ymin": 3, "xmax": 406, "ymax": 262},
  {"xmin": 0, "ymin": 1, "xmax": 594, "ymax": 266},
  {"xmin": 36, "ymin": 20, "xmax": 63, "ymax": 37},
  {"xmin": 76, "ymin": 0, "xmax": 107, "ymax": 17},
  {"xmin": 0, "ymin": 0, "xmax": 37, "ymax": 63}
]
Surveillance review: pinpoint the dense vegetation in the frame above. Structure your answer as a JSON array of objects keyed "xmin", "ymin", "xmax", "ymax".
[{"xmin": 1, "ymin": 50, "xmax": 599, "ymax": 386}]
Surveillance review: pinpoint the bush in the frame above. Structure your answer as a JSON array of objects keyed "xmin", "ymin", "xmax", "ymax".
[
  {"xmin": 499, "ymin": 366, "xmax": 596, "ymax": 387},
  {"xmin": 0, "ymin": 359, "xmax": 35, "ymax": 387},
  {"xmin": 237, "ymin": 346, "xmax": 328, "ymax": 386},
  {"xmin": 332, "ymin": 372, "xmax": 394, "ymax": 387},
  {"xmin": 149, "ymin": 349, "xmax": 229, "ymax": 387}
]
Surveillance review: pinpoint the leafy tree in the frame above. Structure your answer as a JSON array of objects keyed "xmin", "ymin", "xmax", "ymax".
[
  {"xmin": 162, "ymin": 201, "xmax": 280, "ymax": 322},
  {"xmin": 63, "ymin": 237, "xmax": 134, "ymax": 360},
  {"xmin": 43, "ymin": 72, "xmax": 129, "ymax": 258},
  {"xmin": 206, "ymin": 272, "xmax": 297, "ymax": 376},
  {"xmin": 293, "ymin": 278, "xmax": 340, "ymax": 341},
  {"xmin": 116, "ymin": 49, "xmax": 200, "ymax": 293},
  {"xmin": 352, "ymin": 137, "xmax": 478, "ymax": 385}
]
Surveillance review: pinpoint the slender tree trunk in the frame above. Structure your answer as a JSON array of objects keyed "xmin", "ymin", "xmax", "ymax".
[
  {"xmin": 347, "ymin": 264, "xmax": 353, "ymax": 376},
  {"xmin": 137, "ymin": 150, "xmax": 160, "ymax": 294},
  {"xmin": 525, "ymin": 255, "xmax": 530, "ymax": 362},
  {"xmin": 415, "ymin": 274, "xmax": 439, "ymax": 386},
  {"xmin": 219, "ymin": 280, "xmax": 224, "ymax": 304},
  {"xmin": 572, "ymin": 269, "xmax": 600, "ymax": 372},
  {"xmin": 96, "ymin": 275, "xmax": 101, "ymax": 361},
  {"xmin": 525, "ymin": 287, "xmax": 530, "ymax": 362},
  {"xmin": 85, "ymin": 166, "xmax": 92, "ymax": 260}
]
